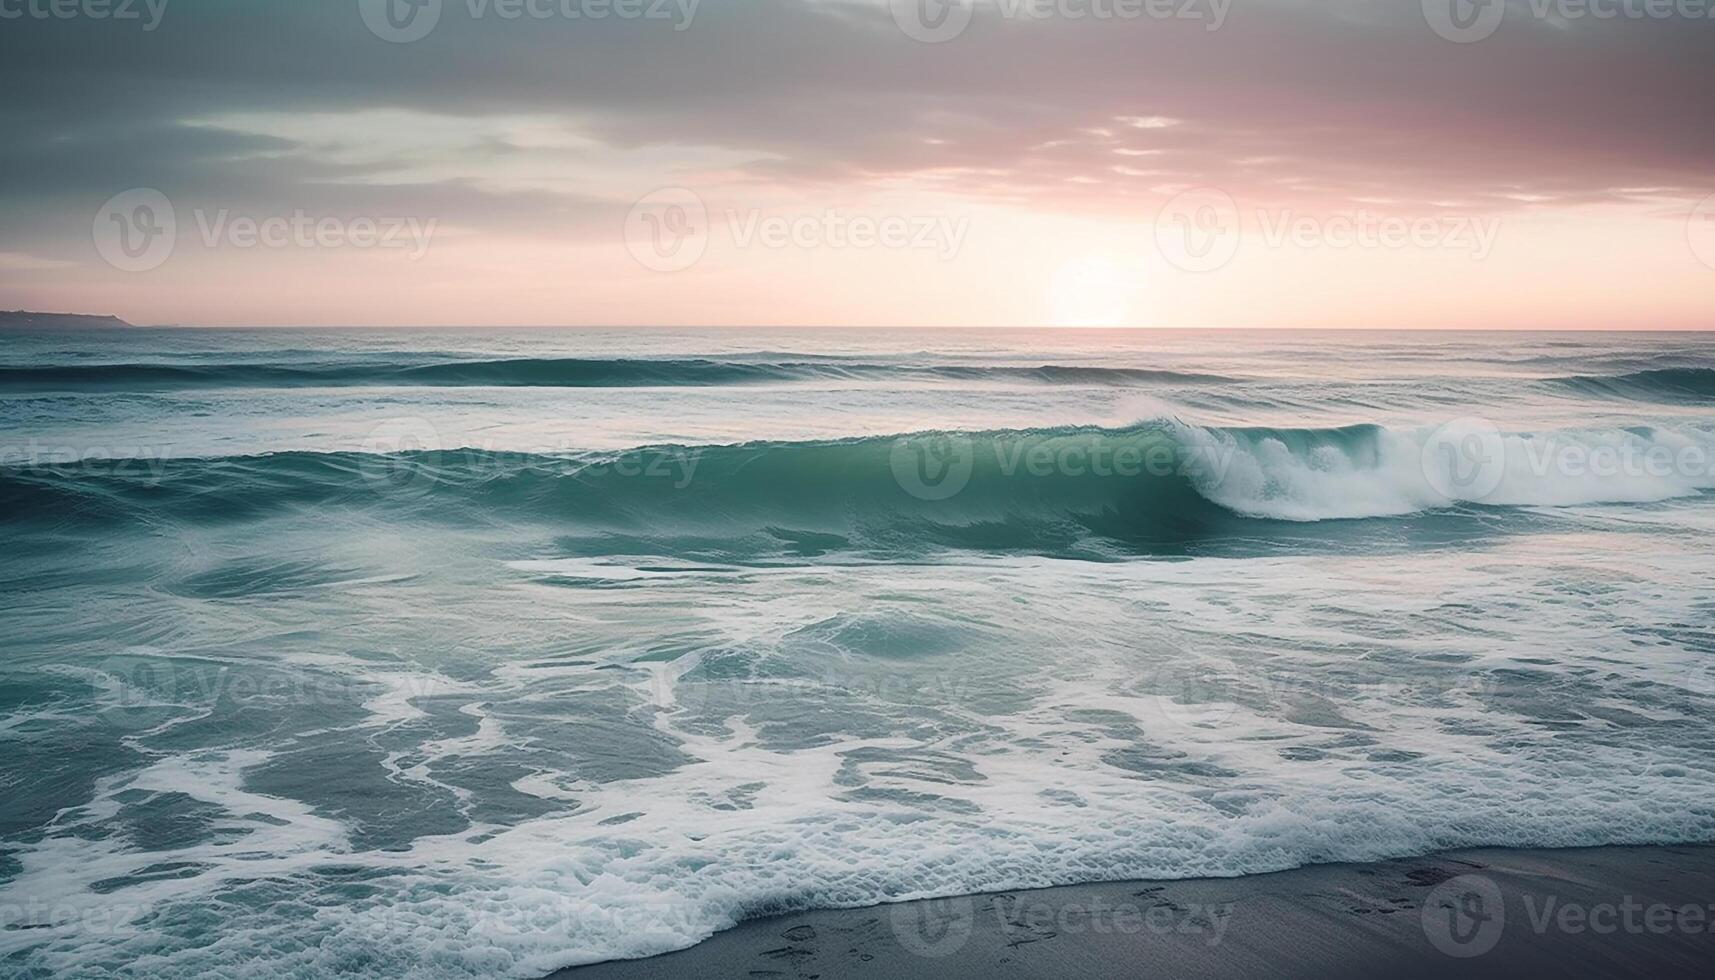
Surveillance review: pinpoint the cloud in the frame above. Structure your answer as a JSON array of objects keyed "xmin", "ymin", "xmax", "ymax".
[
  {"xmin": 1, "ymin": 0, "xmax": 1711, "ymax": 325},
  {"xmin": 2, "ymin": 1, "xmax": 1709, "ymax": 220},
  {"xmin": 0, "ymin": 252, "xmax": 76, "ymax": 271}
]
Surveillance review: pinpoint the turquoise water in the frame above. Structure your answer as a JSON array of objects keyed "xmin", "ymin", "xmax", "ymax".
[{"xmin": 3, "ymin": 328, "xmax": 1715, "ymax": 976}]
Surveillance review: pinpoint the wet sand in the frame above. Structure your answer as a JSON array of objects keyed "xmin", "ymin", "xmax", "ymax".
[{"xmin": 551, "ymin": 845, "xmax": 1715, "ymax": 979}]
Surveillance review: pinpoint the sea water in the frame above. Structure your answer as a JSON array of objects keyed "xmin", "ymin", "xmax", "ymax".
[{"xmin": 2, "ymin": 328, "xmax": 1713, "ymax": 976}]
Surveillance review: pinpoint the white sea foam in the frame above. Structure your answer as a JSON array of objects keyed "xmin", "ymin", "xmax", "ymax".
[
  {"xmin": 7, "ymin": 330, "xmax": 1715, "ymax": 978},
  {"xmin": 9, "ymin": 551, "xmax": 1715, "ymax": 977},
  {"xmin": 1180, "ymin": 419, "xmax": 1715, "ymax": 521}
]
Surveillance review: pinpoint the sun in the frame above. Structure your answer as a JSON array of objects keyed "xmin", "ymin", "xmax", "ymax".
[{"xmin": 1046, "ymin": 254, "xmax": 1136, "ymax": 327}]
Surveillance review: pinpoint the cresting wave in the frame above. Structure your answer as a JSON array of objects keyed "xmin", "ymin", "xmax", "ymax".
[
  {"xmin": 7, "ymin": 333, "xmax": 1715, "ymax": 980},
  {"xmin": 1550, "ymin": 367, "xmax": 1715, "ymax": 403},
  {"xmin": 6, "ymin": 419, "xmax": 1712, "ymax": 556},
  {"xmin": 0, "ymin": 358, "xmax": 1233, "ymax": 391}
]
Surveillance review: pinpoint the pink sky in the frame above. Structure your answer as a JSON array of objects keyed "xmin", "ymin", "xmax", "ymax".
[{"xmin": 2, "ymin": 1, "xmax": 1712, "ymax": 328}]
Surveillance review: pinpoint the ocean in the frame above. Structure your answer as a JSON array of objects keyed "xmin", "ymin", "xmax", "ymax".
[{"xmin": 2, "ymin": 327, "xmax": 1714, "ymax": 977}]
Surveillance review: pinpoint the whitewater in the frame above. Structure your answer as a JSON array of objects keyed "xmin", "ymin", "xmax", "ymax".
[{"xmin": 2, "ymin": 328, "xmax": 1714, "ymax": 977}]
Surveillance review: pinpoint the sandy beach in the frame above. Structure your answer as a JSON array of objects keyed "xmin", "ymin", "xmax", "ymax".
[{"xmin": 553, "ymin": 845, "xmax": 1715, "ymax": 979}]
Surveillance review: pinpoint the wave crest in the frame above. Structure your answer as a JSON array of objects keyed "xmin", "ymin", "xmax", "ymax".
[
  {"xmin": 5, "ymin": 420, "xmax": 1711, "ymax": 556},
  {"xmin": 1550, "ymin": 367, "xmax": 1715, "ymax": 403}
]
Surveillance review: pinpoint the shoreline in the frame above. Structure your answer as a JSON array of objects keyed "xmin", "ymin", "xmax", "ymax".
[{"xmin": 551, "ymin": 844, "xmax": 1715, "ymax": 979}]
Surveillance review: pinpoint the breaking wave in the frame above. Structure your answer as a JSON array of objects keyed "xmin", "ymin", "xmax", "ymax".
[{"xmin": 7, "ymin": 418, "xmax": 1711, "ymax": 557}]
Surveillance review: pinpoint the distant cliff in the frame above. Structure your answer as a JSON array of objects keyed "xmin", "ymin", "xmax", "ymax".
[{"xmin": 0, "ymin": 310, "xmax": 133, "ymax": 328}]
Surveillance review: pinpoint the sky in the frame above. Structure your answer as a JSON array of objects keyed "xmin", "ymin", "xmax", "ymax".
[{"xmin": 1, "ymin": 0, "xmax": 1712, "ymax": 328}]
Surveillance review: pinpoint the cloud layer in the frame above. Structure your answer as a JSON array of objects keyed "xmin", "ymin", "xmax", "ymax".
[{"xmin": 2, "ymin": 0, "xmax": 1711, "ymax": 325}]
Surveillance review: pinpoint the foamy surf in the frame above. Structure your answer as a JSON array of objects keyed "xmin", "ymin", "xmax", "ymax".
[{"xmin": 4, "ymin": 329, "xmax": 1714, "ymax": 977}]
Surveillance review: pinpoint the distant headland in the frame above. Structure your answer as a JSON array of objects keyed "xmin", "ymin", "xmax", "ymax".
[{"xmin": 0, "ymin": 310, "xmax": 133, "ymax": 328}]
